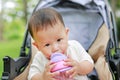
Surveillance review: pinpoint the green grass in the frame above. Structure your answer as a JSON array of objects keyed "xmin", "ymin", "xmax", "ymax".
[{"xmin": 0, "ymin": 39, "xmax": 23, "ymax": 78}]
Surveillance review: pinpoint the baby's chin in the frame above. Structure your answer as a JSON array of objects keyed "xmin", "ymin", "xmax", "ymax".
[
  {"xmin": 46, "ymin": 55, "xmax": 51, "ymax": 60},
  {"xmin": 43, "ymin": 54, "xmax": 51, "ymax": 60},
  {"xmin": 47, "ymin": 57, "xmax": 50, "ymax": 60}
]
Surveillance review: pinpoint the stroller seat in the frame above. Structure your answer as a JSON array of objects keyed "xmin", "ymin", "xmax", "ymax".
[{"xmin": 2, "ymin": 0, "xmax": 120, "ymax": 80}]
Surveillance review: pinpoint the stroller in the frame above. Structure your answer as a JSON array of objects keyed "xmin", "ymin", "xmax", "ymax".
[{"xmin": 2, "ymin": 0, "xmax": 120, "ymax": 80}]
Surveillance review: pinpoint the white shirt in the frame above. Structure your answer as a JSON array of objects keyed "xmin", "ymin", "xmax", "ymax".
[{"xmin": 28, "ymin": 40, "xmax": 93, "ymax": 80}]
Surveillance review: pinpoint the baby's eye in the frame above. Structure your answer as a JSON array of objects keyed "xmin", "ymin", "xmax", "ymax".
[
  {"xmin": 57, "ymin": 38, "xmax": 62, "ymax": 42},
  {"xmin": 45, "ymin": 43, "xmax": 50, "ymax": 47}
]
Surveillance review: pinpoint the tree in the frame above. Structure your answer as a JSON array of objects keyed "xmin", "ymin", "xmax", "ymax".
[
  {"xmin": 0, "ymin": 15, "xmax": 4, "ymax": 40},
  {"xmin": 109, "ymin": 0, "xmax": 117, "ymax": 19},
  {"xmin": 109, "ymin": 0, "xmax": 120, "ymax": 42},
  {"xmin": 0, "ymin": 0, "xmax": 4, "ymax": 40},
  {"xmin": 23, "ymin": 0, "xmax": 28, "ymax": 23}
]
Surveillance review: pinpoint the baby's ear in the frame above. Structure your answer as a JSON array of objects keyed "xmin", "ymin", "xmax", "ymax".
[
  {"xmin": 32, "ymin": 42, "xmax": 38, "ymax": 48},
  {"xmin": 66, "ymin": 27, "xmax": 69, "ymax": 34}
]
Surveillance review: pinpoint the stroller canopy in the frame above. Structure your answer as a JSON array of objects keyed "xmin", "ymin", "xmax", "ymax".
[{"xmin": 34, "ymin": 0, "xmax": 111, "ymax": 50}]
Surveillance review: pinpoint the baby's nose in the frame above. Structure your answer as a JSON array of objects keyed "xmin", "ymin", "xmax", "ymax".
[{"xmin": 52, "ymin": 43, "xmax": 59, "ymax": 53}]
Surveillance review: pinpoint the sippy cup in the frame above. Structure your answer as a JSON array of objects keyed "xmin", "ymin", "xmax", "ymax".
[{"xmin": 50, "ymin": 52, "xmax": 72, "ymax": 72}]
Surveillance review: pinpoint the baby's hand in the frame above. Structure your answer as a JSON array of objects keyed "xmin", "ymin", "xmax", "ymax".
[
  {"xmin": 42, "ymin": 62, "xmax": 60, "ymax": 80},
  {"xmin": 64, "ymin": 57, "xmax": 79, "ymax": 78}
]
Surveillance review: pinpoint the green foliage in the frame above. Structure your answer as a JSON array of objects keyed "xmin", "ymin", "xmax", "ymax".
[
  {"xmin": 3, "ymin": 19, "xmax": 25, "ymax": 40},
  {"xmin": 0, "ymin": 39, "xmax": 23, "ymax": 78},
  {"xmin": 116, "ymin": 18, "xmax": 120, "ymax": 42},
  {"xmin": 116, "ymin": 0, "xmax": 120, "ymax": 8},
  {"xmin": 0, "ymin": 0, "xmax": 39, "ymax": 79}
]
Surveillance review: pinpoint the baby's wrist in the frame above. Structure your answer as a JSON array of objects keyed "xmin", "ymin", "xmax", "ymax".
[{"xmin": 40, "ymin": 73, "xmax": 45, "ymax": 80}]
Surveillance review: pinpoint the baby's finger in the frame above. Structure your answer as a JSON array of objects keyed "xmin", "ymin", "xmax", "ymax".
[
  {"xmin": 48, "ymin": 77, "xmax": 56, "ymax": 80},
  {"xmin": 64, "ymin": 58, "xmax": 71, "ymax": 62},
  {"xmin": 52, "ymin": 78, "xmax": 56, "ymax": 80},
  {"xmin": 52, "ymin": 71, "xmax": 60, "ymax": 76},
  {"xmin": 45, "ymin": 61, "xmax": 53, "ymax": 67},
  {"xmin": 45, "ymin": 62, "xmax": 56, "ymax": 72},
  {"xmin": 67, "ymin": 54, "xmax": 71, "ymax": 58},
  {"xmin": 45, "ymin": 63, "xmax": 50, "ymax": 71},
  {"xmin": 64, "ymin": 71, "xmax": 69, "ymax": 77},
  {"xmin": 51, "ymin": 71, "xmax": 60, "ymax": 78},
  {"xmin": 69, "ymin": 71, "xmax": 77, "ymax": 78},
  {"xmin": 49, "ymin": 63, "xmax": 57, "ymax": 72},
  {"xmin": 66, "ymin": 68, "xmax": 74, "ymax": 75},
  {"xmin": 64, "ymin": 56, "xmax": 73, "ymax": 62},
  {"xmin": 64, "ymin": 60, "xmax": 75, "ymax": 67}
]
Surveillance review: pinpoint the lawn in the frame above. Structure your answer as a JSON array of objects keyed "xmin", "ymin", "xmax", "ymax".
[{"xmin": 0, "ymin": 39, "xmax": 23, "ymax": 78}]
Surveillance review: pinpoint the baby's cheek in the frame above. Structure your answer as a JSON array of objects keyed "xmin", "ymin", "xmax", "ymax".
[
  {"xmin": 44, "ymin": 53, "xmax": 51, "ymax": 59},
  {"xmin": 47, "ymin": 55, "xmax": 51, "ymax": 60}
]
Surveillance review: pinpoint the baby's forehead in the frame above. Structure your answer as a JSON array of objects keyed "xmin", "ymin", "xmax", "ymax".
[{"xmin": 37, "ymin": 20, "xmax": 64, "ymax": 31}]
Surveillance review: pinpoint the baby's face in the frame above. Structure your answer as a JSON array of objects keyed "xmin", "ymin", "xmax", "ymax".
[{"xmin": 34, "ymin": 22, "xmax": 69, "ymax": 59}]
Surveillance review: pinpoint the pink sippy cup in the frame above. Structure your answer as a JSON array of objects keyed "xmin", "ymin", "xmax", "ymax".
[{"xmin": 50, "ymin": 52, "xmax": 72, "ymax": 73}]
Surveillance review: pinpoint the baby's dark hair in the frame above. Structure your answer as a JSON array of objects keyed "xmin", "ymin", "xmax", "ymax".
[{"xmin": 28, "ymin": 7, "xmax": 65, "ymax": 38}]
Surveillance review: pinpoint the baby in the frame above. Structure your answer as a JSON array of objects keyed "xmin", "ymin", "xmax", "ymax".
[{"xmin": 28, "ymin": 7, "xmax": 94, "ymax": 80}]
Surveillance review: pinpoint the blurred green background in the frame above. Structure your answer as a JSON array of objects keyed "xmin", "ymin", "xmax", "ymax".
[
  {"xmin": 0, "ymin": 0, "xmax": 120, "ymax": 79},
  {"xmin": 0, "ymin": 0, "xmax": 38, "ymax": 78}
]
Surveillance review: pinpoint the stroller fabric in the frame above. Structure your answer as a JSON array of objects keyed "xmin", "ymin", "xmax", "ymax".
[{"xmin": 9, "ymin": 0, "xmax": 117, "ymax": 80}]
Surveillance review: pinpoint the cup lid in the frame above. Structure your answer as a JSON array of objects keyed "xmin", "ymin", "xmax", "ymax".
[{"xmin": 50, "ymin": 52, "xmax": 67, "ymax": 62}]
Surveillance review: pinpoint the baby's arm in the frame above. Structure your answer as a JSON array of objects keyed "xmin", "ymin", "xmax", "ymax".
[
  {"xmin": 65, "ymin": 40, "xmax": 94, "ymax": 78},
  {"xmin": 64, "ymin": 57, "xmax": 94, "ymax": 78},
  {"xmin": 77, "ymin": 60, "xmax": 94, "ymax": 75},
  {"xmin": 31, "ymin": 62, "xmax": 60, "ymax": 80},
  {"xmin": 28, "ymin": 52, "xmax": 60, "ymax": 80},
  {"xmin": 31, "ymin": 73, "xmax": 43, "ymax": 80}
]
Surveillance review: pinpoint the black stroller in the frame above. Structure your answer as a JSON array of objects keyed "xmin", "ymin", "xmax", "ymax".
[{"xmin": 2, "ymin": 0, "xmax": 120, "ymax": 80}]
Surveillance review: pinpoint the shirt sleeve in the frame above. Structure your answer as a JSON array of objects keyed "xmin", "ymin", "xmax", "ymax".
[
  {"xmin": 67, "ymin": 40, "xmax": 93, "ymax": 64},
  {"xmin": 28, "ymin": 51, "xmax": 48, "ymax": 80}
]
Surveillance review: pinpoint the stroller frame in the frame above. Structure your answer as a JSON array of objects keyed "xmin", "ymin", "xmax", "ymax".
[{"xmin": 2, "ymin": 0, "xmax": 120, "ymax": 80}]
